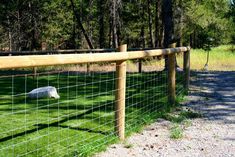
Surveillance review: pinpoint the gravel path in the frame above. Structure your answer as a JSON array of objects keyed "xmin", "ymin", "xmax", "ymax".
[{"xmin": 96, "ymin": 71, "xmax": 235, "ymax": 157}]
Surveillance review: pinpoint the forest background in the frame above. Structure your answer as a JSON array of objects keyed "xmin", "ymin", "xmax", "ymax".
[{"xmin": 0, "ymin": 0, "xmax": 235, "ymax": 51}]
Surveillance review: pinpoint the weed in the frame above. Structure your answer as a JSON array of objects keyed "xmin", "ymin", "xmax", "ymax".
[
  {"xmin": 162, "ymin": 108, "xmax": 201, "ymax": 140},
  {"xmin": 182, "ymin": 119, "xmax": 192, "ymax": 128},
  {"xmin": 180, "ymin": 110, "xmax": 202, "ymax": 119},
  {"xmin": 170, "ymin": 124, "xmax": 183, "ymax": 139},
  {"xmin": 123, "ymin": 142, "xmax": 134, "ymax": 149}
]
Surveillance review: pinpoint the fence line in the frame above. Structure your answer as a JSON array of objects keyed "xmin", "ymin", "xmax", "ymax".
[
  {"xmin": 0, "ymin": 48, "xmax": 155, "ymax": 56},
  {"xmin": 0, "ymin": 47, "xmax": 189, "ymax": 70},
  {"xmin": 0, "ymin": 44, "xmax": 190, "ymax": 156}
]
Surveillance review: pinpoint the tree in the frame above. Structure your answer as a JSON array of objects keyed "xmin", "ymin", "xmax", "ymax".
[
  {"xmin": 147, "ymin": 0, "xmax": 154, "ymax": 47},
  {"xmin": 97, "ymin": 0, "xmax": 105, "ymax": 48},
  {"xmin": 0, "ymin": 0, "xmax": 45, "ymax": 51},
  {"xmin": 174, "ymin": 0, "xmax": 183, "ymax": 46},
  {"xmin": 0, "ymin": 0, "xmax": 234, "ymax": 51},
  {"xmin": 155, "ymin": 0, "xmax": 163, "ymax": 48},
  {"xmin": 109, "ymin": 0, "xmax": 122, "ymax": 48},
  {"xmin": 162, "ymin": 0, "xmax": 174, "ymax": 48},
  {"xmin": 179, "ymin": 0, "xmax": 231, "ymax": 47}
]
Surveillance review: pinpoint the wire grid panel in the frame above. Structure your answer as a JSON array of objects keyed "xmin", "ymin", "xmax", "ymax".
[
  {"xmin": 125, "ymin": 58, "xmax": 168, "ymax": 134},
  {"xmin": 0, "ymin": 63, "xmax": 117, "ymax": 157},
  {"xmin": 0, "ymin": 57, "xmax": 172, "ymax": 156},
  {"xmin": 175, "ymin": 53, "xmax": 185, "ymax": 97}
]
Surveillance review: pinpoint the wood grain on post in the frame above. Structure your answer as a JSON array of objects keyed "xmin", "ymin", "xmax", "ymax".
[
  {"xmin": 183, "ymin": 47, "xmax": 190, "ymax": 94},
  {"xmin": 168, "ymin": 43, "xmax": 176, "ymax": 105},
  {"xmin": 115, "ymin": 44, "xmax": 127, "ymax": 140}
]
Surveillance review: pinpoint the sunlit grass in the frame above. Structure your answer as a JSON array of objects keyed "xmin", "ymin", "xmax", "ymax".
[
  {"xmin": 190, "ymin": 45, "xmax": 235, "ymax": 71},
  {"xmin": 175, "ymin": 45, "xmax": 235, "ymax": 71},
  {"xmin": 0, "ymin": 70, "xmax": 184, "ymax": 156},
  {"xmin": 170, "ymin": 124, "xmax": 183, "ymax": 139}
]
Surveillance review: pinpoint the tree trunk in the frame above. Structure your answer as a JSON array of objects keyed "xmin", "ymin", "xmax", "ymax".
[
  {"xmin": 17, "ymin": 5, "xmax": 21, "ymax": 51},
  {"xmin": 162, "ymin": 0, "xmax": 174, "ymax": 48},
  {"xmin": 109, "ymin": 18, "xmax": 112, "ymax": 48},
  {"xmin": 70, "ymin": 0, "xmax": 94, "ymax": 49},
  {"xmin": 29, "ymin": 2, "xmax": 37, "ymax": 50},
  {"xmin": 8, "ymin": 31, "xmax": 12, "ymax": 51},
  {"xmin": 139, "ymin": 1, "xmax": 145, "ymax": 48},
  {"xmin": 141, "ymin": 26, "xmax": 145, "ymax": 48},
  {"xmin": 178, "ymin": 0, "xmax": 183, "ymax": 47},
  {"xmin": 155, "ymin": 0, "xmax": 161, "ymax": 48},
  {"xmin": 87, "ymin": 0, "xmax": 94, "ymax": 48},
  {"xmin": 7, "ymin": 16, "xmax": 12, "ymax": 51},
  {"xmin": 110, "ymin": 0, "xmax": 121, "ymax": 48},
  {"xmin": 141, "ymin": 1, "xmax": 146, "ymax": 48},
  {"xmin": 147, "ymin": 0, "xmax": 154, "ymax": 47},
  {"xmin": 97, "ymin": 0, "xmax": 105, "ymax": 48},
  {"xmin": 190, "ymin": 33, "xmax": 193, "ymax": 47},
  {"xmin": 162, "ymin": 0, "xmax": 174, "ymax": 69},
  {"xmin": 112, "ymin": 1, "xmax": 118, "ymax": 48},
  {"xmin": 71, "ymin": 14, "xmax": 76, "ymax": 49},
  {"xmin": 113, "ymin": 21, "xmax": 118, "ymax": 48}
]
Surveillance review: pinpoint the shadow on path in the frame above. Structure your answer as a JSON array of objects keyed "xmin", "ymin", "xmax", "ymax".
[{"xmin": 186, "ymin": 71, "xmax": 235, "ymax": 124}]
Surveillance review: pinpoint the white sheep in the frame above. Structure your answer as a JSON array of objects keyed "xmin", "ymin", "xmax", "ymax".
[{"xmin": 28, "ymin": 86, "xmax": 60, "ymax": 99}]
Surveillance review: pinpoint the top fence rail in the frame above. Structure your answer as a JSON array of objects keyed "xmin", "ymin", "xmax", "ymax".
[
  {"xmin": 0, "ymin": 46, "xmax": 190, "ymax": 70},
  {"xmin": 0, "ymin": 48, "xmax": 154, "ymax": 56}
]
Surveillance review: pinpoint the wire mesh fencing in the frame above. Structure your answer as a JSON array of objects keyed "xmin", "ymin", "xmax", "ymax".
[
  {"xmin": 0, "ymin": 47, "xmax": 189, "ymax": 157},
  {"xmin": 175, "ymin": 52, "xmax": 185, "ymax": 97},
  {"xmin": 0, "ymin": 64, "xmax": 118, "ymax": 157}
]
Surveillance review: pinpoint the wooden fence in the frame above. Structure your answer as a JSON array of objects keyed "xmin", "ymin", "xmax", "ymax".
[{"xmin": 0, "ymin": 44, "xmax": 190, "ymax": 140}]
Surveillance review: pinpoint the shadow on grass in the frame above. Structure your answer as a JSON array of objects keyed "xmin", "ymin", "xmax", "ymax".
[
  {"xmin": 0, "ymin": 101, "xmax": 115, "ymax": 142},
  {"xmin": 0, "ymin": 70, "xmax": 185, "ymax": 156}
]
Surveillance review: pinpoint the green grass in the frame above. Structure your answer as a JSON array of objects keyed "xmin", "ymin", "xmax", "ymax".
[
  {"xmin": 0, "ymin": 70, "xmax": 185, "ymax": 156},
  {"xmin": 162, "ymin": 108, "xmax": 202, "ymax": 140},
  {"xmin": 189, "ymin": 45, "xmax": 235, "ymax": 71},
  {"xmin": 170, "ymin": 124, "xmax": 183, "ymax": 139}
]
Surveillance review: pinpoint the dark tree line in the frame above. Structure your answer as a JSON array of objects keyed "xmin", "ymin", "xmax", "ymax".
[{"xmin": 0, "ymin": 0, "xmax": 234, "ymax": 51}]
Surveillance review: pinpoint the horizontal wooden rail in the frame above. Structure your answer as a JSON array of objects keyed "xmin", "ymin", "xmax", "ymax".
[
  {"xmin": 0, "ymin": 49, "xmax": 114, "ymax": 56},
  {"xmin": 0, "ymin": 48, "xmax": 155, "ymax": 56},
  {"xmin": 0, "ymin": 47, "xmax": 190, "ymax": 70}
]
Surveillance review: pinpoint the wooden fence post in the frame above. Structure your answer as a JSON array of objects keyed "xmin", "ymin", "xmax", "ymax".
[
  {"xmin": 168, "ymin": 43, "xmax": 176, "ymax": 105},
  {"xmin": 86, "ymin": 51, "xmax": 91, "ymax": 74},
  {"xmin": 183, "ymin": 47, "xmax": 190, "ymax": 94},
  {"xmin": 115, "ymin": 44, "xmax": 127, "ymax": 140},
  {"xmin": 138, "ymin": 59, "xmax": 142, "ymax": 73},
  {"xmin": 33, "ymin": 67, "xmax": 37, "ymax": 79}
]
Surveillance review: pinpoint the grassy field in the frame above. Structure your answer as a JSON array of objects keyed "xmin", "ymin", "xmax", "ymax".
[
  {"xmin": 175, "ymin": 45, "xmax": 235, "ymax": 71},
  {"xmin": 190, "ymin": 45, "xmax": 235, "ymax": 71},
  {"xmin": 0, "ymin": 69, "xmax": 185, "ymax": 157}
]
